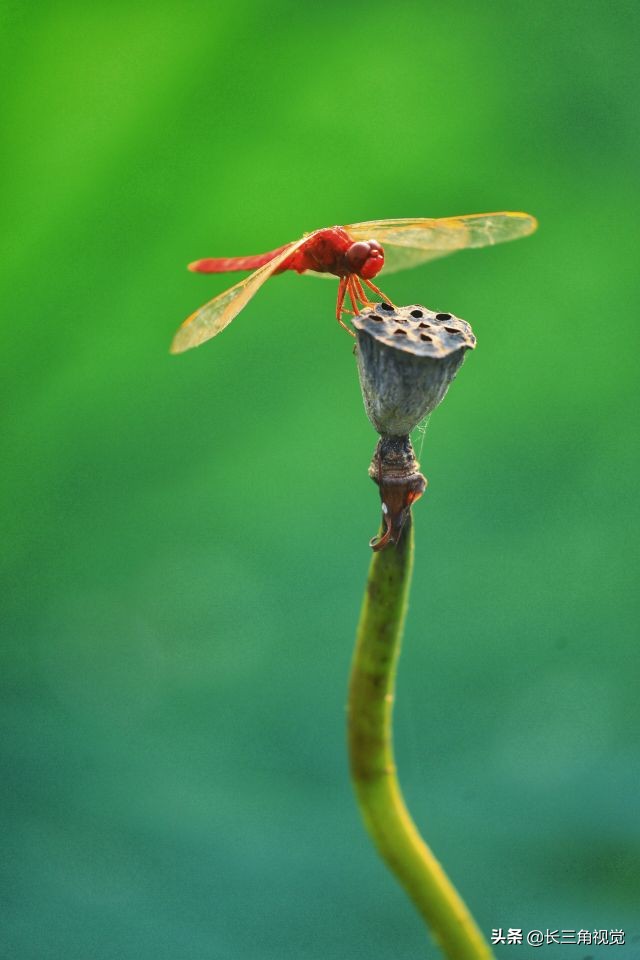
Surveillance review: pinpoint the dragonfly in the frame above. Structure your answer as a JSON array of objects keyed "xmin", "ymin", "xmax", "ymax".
[{"xmin": 171, "ymin": 212, "xmax": 537, "ymax": 353}]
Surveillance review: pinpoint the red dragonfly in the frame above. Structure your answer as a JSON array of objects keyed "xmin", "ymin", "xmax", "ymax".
[{"xmin": 171, "ymin": 212, "xmax": 537, "ymax": 353}]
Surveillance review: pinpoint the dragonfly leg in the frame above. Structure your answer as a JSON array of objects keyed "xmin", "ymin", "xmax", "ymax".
[
  {"xmin": 362, "ymin": 276, "xmax": 395, "ymax": 307},
  {"xmin": 353, "ymin": 276, "xmax": 371, "ymax": 307},
  {"xmin": 335, "ymin": 278, "xmax": 356, "ymax": 336},
  {"xmin": 336, "ymin": 277, "xmax": 347, "ymax": 317},
  {"xmin": 347, "ymin": 276, "xmax": 362, "ymax": 315}
]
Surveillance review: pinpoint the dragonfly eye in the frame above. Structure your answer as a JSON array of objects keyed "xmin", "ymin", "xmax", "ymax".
[
  {"xmin": 346, "ymin": 240, "xmax": 385, "ymax": 279},
  {"xmin": 346, "ymin": 241, "xmax": 370, "ymax": 270}
]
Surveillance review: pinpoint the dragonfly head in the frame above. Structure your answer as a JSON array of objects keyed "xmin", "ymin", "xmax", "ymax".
[{"xmin": 345, "ymin": 239, "xmax": 384, "ymax": 280}]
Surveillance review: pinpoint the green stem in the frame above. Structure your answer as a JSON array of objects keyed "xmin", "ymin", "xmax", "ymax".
[{"xmin": 348, "ymin": 517, "xmax": 494, "ymax": 960}]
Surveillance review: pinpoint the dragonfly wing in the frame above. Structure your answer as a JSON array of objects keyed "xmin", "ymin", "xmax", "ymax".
[
  {"xmin": 171, "ymin": 238, "xmax": 307, "ymax": 353},
  {"xmin": 345, "ymin": 212, "xmax": 537, "ymax": 275},
  {"xmin": 372, "ymin": 244, "xmax": 459, "ymax": 275}
]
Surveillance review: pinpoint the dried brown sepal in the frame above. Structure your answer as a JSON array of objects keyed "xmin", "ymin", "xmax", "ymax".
[{"xmin": 369, "ymin": 436, "xmax": 427, "ymax": 551}]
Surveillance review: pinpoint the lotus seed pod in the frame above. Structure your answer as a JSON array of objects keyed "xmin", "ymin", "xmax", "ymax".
[{"xmin": 354, "ymin": 303, "xmax": 476, "ymax": 436}]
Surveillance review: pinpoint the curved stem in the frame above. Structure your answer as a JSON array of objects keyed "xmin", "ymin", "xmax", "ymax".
[{"xmin": 348, "ymin": 517, "xmax": 494, "ymax": 960}]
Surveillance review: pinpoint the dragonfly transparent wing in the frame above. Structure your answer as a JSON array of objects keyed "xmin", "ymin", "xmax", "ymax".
[
  {"xmin": 171, "ymin": 237, "xmax": 309, "ymax": 353},
  {"xmin": 345, "ymin": 212, "xmax": 537, "ymax": 275}
]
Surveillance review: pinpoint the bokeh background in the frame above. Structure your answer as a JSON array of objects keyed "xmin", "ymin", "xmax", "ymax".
[{"xmin": 2, "ymin": 1, "xmax": 639, "ymax": 958}]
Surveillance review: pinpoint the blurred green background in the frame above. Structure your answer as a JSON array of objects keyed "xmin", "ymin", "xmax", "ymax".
[{"xmin": 2, "ymin": 1, "xmax": 639, "ymax": 958}]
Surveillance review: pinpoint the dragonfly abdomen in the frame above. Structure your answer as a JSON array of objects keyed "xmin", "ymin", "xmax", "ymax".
[{"xmin": 188, "ymin": 244, "xmax": 292, "ymax": 274}]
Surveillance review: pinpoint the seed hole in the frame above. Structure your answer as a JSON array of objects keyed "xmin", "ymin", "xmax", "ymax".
[
  {"xmin": 381, "ymin": 302, "xmax": 393, "ymax": 311},
  {"xmin": 393, "ymin": 328, "xmax": 408, "ymax": 336},
  {"xmin": 444, "ymin": 326, "xmax": 460, "ymax": 334},
  {"xmin": 368, "ymin": 313, "xmax": 383, "ymax": 321},
  {"xmin": 410, "ymin": 309, "xmax": 424, "ymax": 318},
  {"xmin": 436, "ymin": 312, "xmax": 452, "ymax": 320},
  {"xmin": 418, "ymin": 321, "xmax": 432, "ymax": 329},
  {"xmin": 420, "ymin": 334, "xmax": 432, "ymax": 342}
]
